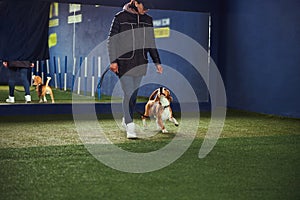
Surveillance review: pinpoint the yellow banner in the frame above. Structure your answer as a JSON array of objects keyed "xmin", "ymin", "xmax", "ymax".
[
  {"xmin": 49, "ymin": 33, "xmax": 57, "ymax": 48},
  {"xmin": 49, "ymin": 19, "xmax": 59, "ymax": 27},
  {"xmin": 154, "ymin": 27, "xmax": 170, "ymax": 38}
]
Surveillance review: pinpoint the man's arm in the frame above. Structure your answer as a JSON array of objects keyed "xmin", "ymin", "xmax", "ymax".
[{"xmin": 107, "ymin": 16, "xmax": 120, "ymax": 65}]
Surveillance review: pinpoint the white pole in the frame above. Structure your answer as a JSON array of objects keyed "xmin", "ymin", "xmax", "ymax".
[
  {"xmin": 91, "ymin": 76, "xmax": 95, "ymax": 97},
  {"xmin": 36, "ymin": 60, "xmax": 39, "ymax": 74},
  {"xmin": 72, "ymin": 57, "xmax": 76, "ymax": 76},
  {"xmin": 54, "ymin": 74, "xmax": 58, "ymax": 88},
  {"xmin": 97, "ymin": 56, "xmax": 102, "ymax": 99},
  {"xmin": 46, "ymin": 59, "xmax": 50, "ymax": 74},
  {"xmin": 64, "ymin": 73, "xmax": 67, "ymax": 91},
  {"xmin": 84, "ymin": 57, "xmax": 88, "ymax": 78},
  {"xmin": 84, "ymin": 57, "xmax": 88, "ymax": 96},
  {"xmin": 57, "ymin": 57, "xmax": 61, "ymax": 74},
  {"xmin": 57, "ymin": 57, "xmax": 62, "ymax": 90},
  {"xmin": 98, "ymin": 56, "xmax": 101, "ymax": 78},
  {"xmin": 72, "ymin": 10, "xmax": 76, "ymax": 60},
  {"xmin": 41, "ymin": 70, "xmax": 44, "ymax": 84},
  {"xmin": 45, "ymin": 60, "xmax": 49, "ymax": 86},
  {"xmin": 77, "ymin": 77, "xmax": 81, "ymax": 95},
  {"xmin": 54, "ymin": 57, "xmax": 58, "ymax": 89},
  {"xmin": 72, "ymin": 57, "xmax": 76, "ymax": 92}
]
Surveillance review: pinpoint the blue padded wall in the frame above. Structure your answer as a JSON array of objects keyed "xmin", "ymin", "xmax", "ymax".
[{"xmin": 220, "ymin": 0, "xmax": 300, "ymax": 118}]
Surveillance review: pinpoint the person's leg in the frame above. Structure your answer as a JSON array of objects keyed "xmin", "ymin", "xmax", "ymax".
[
  {"xmin": 129, "ymin": 76, "xmax": 143, "ymax": 119},
  {"xmin": 20, "ymin": 68, "xmax": 31, "ymax": 103},
  {"xmin": 120, "ymin": 75, "xmax": 143, "ymax": 124},
  {"xmin": 120, "ymin": 76, "xmax": 135, "ymax": 125},
  {"xmin": 119, "ymin": 75, "xmax": 142, "ymax": 138},
  {"xmin": 6, "ymin": 68, "xmax": 17, "ymax": 103},
  {"xmin": 7, "ymin": 68, "xmax": 17, "ymax": 97},
  {"xmin": 19, "ymin": 68, "xmax": 30, "ymax": 95}
]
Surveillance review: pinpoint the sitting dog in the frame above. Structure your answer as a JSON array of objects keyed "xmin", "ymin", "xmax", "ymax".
[
  {"xmin": 32, "ymin": 75, "xmax": 55, "ymax": 103},
  {"xmin": 142, "ymin": 87, "xmax": 179, "ymax": 133}
]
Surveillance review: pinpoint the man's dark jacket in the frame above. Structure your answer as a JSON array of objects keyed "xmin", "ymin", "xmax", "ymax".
[{"xmin": 108, "ymin": 4, "xmax": 161, "ymax": 77}]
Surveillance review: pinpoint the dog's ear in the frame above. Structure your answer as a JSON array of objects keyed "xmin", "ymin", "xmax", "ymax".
[{"xmin": 165, "ymin": 89, "xmax": 173, "ymax": 102}]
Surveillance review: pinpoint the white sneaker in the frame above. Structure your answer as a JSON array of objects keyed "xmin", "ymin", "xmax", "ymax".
[
  {"xmin": 126, "ymin": 122, "xmax": 137, "ymax": 139},
  {"xmin": 25, "ymin": 95, "xmax": 31, "ymax": 103},
  {"xmin": 6, "ymin": 96, "xmax": 15, "ymax": 103}
]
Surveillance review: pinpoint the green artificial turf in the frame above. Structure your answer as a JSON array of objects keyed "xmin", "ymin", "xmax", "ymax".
[
  {"xmin": 0, "ymin": 110, "xmax": 299, "ymax": 199},
  {"xmin": 0, "ymin": 135, "xmax": 299, "ymax": 200}
]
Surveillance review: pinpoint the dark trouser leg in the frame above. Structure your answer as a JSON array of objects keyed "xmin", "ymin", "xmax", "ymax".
[
  {"xmin": 19, "ymin": 68, "xmax": 30, "ymax": 95},
  {"xmin": 120, "ymin": 75, "xmax": 143, "ymax": 124},
  {"xmin": 8, "ymin": 68, "xmax": 17, "ymax": 97}
]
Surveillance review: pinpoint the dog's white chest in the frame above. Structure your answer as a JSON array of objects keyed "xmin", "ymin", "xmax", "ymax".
[
  {"xmin": 161, "ymin": 108, "xmax": 171, "ymax": 120},
  {"xmin": 160, "ymin": 97, "xmax": 171, "ymax": 120}
]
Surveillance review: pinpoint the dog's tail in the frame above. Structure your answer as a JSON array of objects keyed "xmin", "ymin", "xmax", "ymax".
[{"xmin": 45, "ymin": 77, "xmax": 52, "ymax": 87}]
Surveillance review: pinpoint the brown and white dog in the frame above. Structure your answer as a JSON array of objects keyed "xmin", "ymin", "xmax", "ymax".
[
  {"xmin": 32, "ymin": 75, "xmax": 55, "ymax": 103},
  {"xmin": 142, "ymin": 87, "xmax": 179, "ymax": 133}
]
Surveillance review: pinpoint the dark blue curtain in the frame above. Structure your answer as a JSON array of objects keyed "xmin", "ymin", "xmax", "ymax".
[{"xmin": 0, "ymin": 1, "xmax": 50, "ymax": 62}]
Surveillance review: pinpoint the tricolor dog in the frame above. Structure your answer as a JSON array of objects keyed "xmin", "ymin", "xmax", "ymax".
[
  {"xmin": 142, "ymin": 87, "xmax": 179, "ymax": 133},
  {"xmin": 32, "ymin": 75, "xmax": 55, "ymax": 103}
]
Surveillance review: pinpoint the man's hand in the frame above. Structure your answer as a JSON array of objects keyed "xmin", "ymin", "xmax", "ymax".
[
  {"xmin": 156, "ymin": 64, "xmax": 163, "ymax": 74},
  {"xmin": 2, "ymin": 62, "xmax": 8, "ymax": 68},
  {"xmin": 110, "ymin": 63, "xmax": 119, "ymax": 74}
]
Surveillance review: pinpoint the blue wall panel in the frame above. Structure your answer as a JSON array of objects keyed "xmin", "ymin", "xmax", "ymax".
[{"xmin": 220, "ymin": 0, "xmax": 300, "ymax": 118}]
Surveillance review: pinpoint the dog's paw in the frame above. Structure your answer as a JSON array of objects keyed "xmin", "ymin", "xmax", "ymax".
[
  {"xmin": 162, "ymin": 129, "xmax": 168, "ymax": 133},
  {"xmin": 175, "ymin": 123, "xmax": 179, "ymax": 127}
]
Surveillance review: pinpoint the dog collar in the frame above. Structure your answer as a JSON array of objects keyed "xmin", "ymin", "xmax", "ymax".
[
  {"xmin": 164, "ymin": 105, "xmax": 170, "ymax": 109},
  {"xmin": 158, "ymin": 101, "xmax": 170, "ymax": 109}
]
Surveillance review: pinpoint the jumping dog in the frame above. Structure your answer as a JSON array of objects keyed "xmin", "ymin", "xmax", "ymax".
[{"xmin": 142, "ymin": 87, "xmax": 179, "ymax": 133}]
